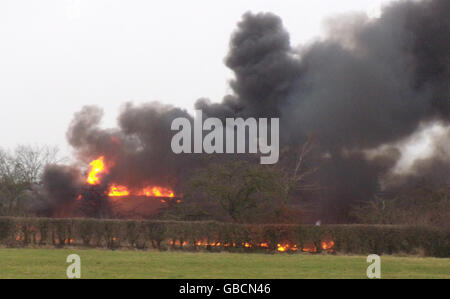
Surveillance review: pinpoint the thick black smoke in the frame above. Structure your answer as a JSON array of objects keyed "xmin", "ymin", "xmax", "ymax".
[
  {"xmin": 197, "ymin": 12, "xmax": 303, "ymax": 119},
  {"xmin": 40, "ymin": 165, "xmax": 83, "ymax": 217},
  {"xmin": 43, "ymin": 0, "xmax": 449, "ymax": 222},
  {"xmin": 197, "ymin": 0, "xmax": 449, "ymax": 221}
]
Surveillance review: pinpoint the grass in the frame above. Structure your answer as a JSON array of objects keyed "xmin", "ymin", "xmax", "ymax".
[{"xmin": 0, "ymin": 248, "xmax": 449, "ymax": 279}]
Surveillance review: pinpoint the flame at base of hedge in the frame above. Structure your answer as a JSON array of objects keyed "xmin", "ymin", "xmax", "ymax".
[{"xmin": 168, "ymin": 239, "xmax": 334, "ymax": 252}]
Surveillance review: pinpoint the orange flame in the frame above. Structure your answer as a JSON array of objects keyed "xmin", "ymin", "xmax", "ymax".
[
  {"xmin": 321, "ymin": 239, "xmax": 335, "ymax": 251},
  {"xmin": 243, "ymin": 242, "xmax": 252, "ymax": 248},
  {"xmin": 195, "ymin": 240, "xmax": 223, "ymax": 247},
  {"xmin": 85, "ymin": 157, "xmax": 179, "ymax": 199},
  {"xmin": 162, "ymin": 239, "xmax": 334, "ymax": 253},
  {"xmin": 170, "ymin": 240, "xmax": 188, "ymax": 246},
  {"xmin": 259, "ymin": 242, "xmax": 269, "ymax": 248},
  {"xmin": 86, "ymin": 156, "xmax": 106, "ymax": 185},
  {"xmin": 277, "ymin": 243, "xmax": 298, "ymax": 252},
  {"xmin": 108, "ymin": 185, "xmax": 130, "ymax": 197},
  {"xmin": 137, "ymin": 186, "xmax": 175, "ymax": 198},
  {"xmin": 302, "ymin": 242, "xmax": 318, "ymax": 253},
  {"xmin": 108, "ymin": 185, "xmax": 176, "ymax": 198}
]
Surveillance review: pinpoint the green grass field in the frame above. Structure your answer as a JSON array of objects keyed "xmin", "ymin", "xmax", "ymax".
[{"xmin": 0, "ymin": 248, "xmax": 448, "ymax": 279}]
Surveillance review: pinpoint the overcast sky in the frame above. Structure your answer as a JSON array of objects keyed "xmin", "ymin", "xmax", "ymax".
[{"xmin": 0, "ymin": 0, "xmax": 395, "ymax": 153}]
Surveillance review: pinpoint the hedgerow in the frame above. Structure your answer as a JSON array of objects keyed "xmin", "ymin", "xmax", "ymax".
[{"xmin": 0, "ymin": 217, "xmax": 448, "ymax": 257}]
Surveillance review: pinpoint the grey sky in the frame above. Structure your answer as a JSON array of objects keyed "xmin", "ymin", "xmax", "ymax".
[{"xmin": 0, "ymin": 0, "xmax": 394, "ymax": 153}]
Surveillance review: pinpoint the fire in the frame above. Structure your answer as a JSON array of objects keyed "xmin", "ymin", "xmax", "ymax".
[
  {"xmin": 86, "ymin": 156, "xmax": 106, "ymax": 185},
  {"xmin": 84, "ymin": 156, "xmax": 178, "ymax": 199},
  {"xmin": 277, "ymin": 243, "xmax": 298, "ymax": 252},
  {"xmin": 302, "ymin": 242, "xmax": 318, "ymax": 253},
  {"xmin": 164, "ymin": 238, "xmax": 335, "ymax": 253},
  {"xmin": 138, "ymin": 186, "xmax": 175, "ymax": 198},
  {"xmin": 170, "ymin": 240, "xmax": 188, "ymax": 246},
  {"xmin": 321, "ymin": 237, "xmax": 335, "ymax": 252},
  {"xmin": 106, "ymin": 185, "xmax": 177, "ymax": 198},
  {"xmin": 173, "ymin": 240, "xmax": 334, "ymax": 253},
  {"xmin": 108, "ymin": 185, "xmax": 130, "ymax": 197},
  {"xmin": 259, "ymin": 242, "xmax": 269, "ymax": 248},
  {"xmin": 194, "ymin": 240, "xmax": 224, "ymax": 247},
  {"xmin": 277, "ymin": 244, "xmax": 287, "ymax": 252},
  {"xmin": 243, "ymin": 242, "xmax": 252, "ymax": 248}
]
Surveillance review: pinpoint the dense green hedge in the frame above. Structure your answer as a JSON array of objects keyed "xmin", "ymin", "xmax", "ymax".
[{"xmin": 0, "ymin": 217, "xmax": 448, "ymax": 257}]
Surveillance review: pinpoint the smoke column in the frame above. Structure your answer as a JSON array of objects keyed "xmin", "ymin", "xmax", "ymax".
[{"xmin": 43, "ymin": 0, "xmax": 449, "ymax": 221}]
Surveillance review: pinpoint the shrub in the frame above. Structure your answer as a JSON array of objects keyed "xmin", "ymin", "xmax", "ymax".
[{"xmin": 0, "ymin": 217, "xmax": 447, "ymax": 257}]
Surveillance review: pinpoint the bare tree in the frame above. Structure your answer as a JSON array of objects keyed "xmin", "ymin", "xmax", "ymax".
[
  {"xmin": 14, "ymin": 145, "xmax": 64, "ymax": 184},
  {"xmin": 0, "ymin": 145, "xmax": 64, "ymax": 216},
  {"xmin": 280, "ymin": 138, "xmax": 321, "ymax": 196}
]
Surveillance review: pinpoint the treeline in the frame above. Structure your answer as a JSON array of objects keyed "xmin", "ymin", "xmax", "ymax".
[{"xmin": 0, "ymin": 217, "xmax": 448, "ymax": 257}]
